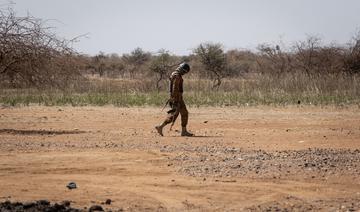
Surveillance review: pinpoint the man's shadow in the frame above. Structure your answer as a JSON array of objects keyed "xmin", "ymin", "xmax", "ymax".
[{"xmin": 169, "ymin": 135, "xmax": 223, "ymax": 138}]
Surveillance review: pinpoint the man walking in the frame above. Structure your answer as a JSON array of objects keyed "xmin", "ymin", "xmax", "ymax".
[{"xmin": 155, "ymin": 62, "xmax": 194, "ymax": 137}]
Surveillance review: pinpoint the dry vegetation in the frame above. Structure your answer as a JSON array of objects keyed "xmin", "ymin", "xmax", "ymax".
[
  {"xmin": 0, "ymin": 6, "xmax": 359, "ymax": 106},
  {"xmin": 0, "ymin": 7, "xmax": 82, "ymax": 89}
]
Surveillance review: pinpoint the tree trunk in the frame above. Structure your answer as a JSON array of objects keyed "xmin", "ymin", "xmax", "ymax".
[
  {"xmin": 211, "ymin": 69, "xmax": 222, "ymax": 89},
  {"xmin": 156, "ymin": 73, "xmax": 163, "ymax": 92}
]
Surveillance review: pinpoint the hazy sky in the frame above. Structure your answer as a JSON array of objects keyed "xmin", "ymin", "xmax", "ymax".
[{"xmin": 6, "ymin": 0, "xmax": 360, "ymax": 55}]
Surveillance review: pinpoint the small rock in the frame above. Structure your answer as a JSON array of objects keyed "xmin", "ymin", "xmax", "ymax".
[
  {"xmin": 89, "ymin": 205, "xmax": 104, "ymax": 211},
  {"xmin": 53, "ymin": 203, "xmax": 66, "ymax": 211},
  {"xmin": 105, "ymin": 199, "xmax": 111, "ymax": 205},
  {"xmin": 61, "ymin": 200, "xmax": 71, "ymax": 207},
  {"xmin": 66, "ymin": 182, "xmax": 77, "ymax": 189},
  {"xmin": 23, "ymin": 202, "xmax": 36, "ymax": 209},
  {"xmin": 37, "ymin": 200, "xmax": 50, "ymax": 205}
]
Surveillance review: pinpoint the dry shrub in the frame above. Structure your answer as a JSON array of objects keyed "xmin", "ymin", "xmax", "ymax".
[
  {"xmin": 0, "ymin": 7, "xmax": 82, "ymax": 89},
  {"xmin": 1, "ymin": 4, "xmax": 359, "ymax": 105},
  {"xmin": 344, "ymin": 33, "xmax": 360, "ymax": 75}
]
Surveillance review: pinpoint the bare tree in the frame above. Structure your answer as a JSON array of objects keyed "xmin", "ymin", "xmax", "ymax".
[
  {"xmin": 194, "ymin": 43, "xmax": 226, "ymax": 89},
  {"xmin": 293, "ymin": 36, "xmax": 322, "ymax": 76},
  {"xmin": 256, "ymin": 36, "xmax": 346, "ymax": 77},
  {"xmin": 293, "ymin": 36, "xmax": 348, "ymax": 76},
  {"xmin": 226, "ymin": 49, "xmax": 255, "ymax": 77},
  {"xmin": 90, "ymin": 52, "xmax": 106, "ymax": 77},
  {"xmin": 344, "ymin": 31, "xmax": 360, "ymax": 74},
  {"xmin": 108, "ymin": 53, "xmax": 125, "ymax": 78},
  {"xmin": 0, "ymin": 7, "xmax": 81, "ymax": 89},
  {"xmin": 149, "ymin": 50, "xmax": 174, "ymax": 91},
  {"xmin": 122, "ymin": 47, "xmax": 150, "ymax": 78},
  {"xmin": 314, "ymin": 45, "xmax": 345, "ymax": 75},
  {"xmin": 257, "ymin": 43, "xmax": 293, "ymax": 76}
]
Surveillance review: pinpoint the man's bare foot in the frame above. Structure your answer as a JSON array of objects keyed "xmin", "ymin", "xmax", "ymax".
[{"xmin": 155, "ymin": 125, "xmax": 163, "ymax": 136}]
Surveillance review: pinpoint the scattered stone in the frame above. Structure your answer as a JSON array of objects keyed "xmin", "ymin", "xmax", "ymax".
[
  {"xmin": 37, "ymin": 199, "xmax": 50, "ymax": 206},
  {"xmin": 89, "ymin": 205, "xmax": 104, "ymax": 211},
  {"xmin": 62, "ymin": 200, "xmax": 71, "ymax": 207},
  {"xmin": 172, "ymin": 147, "xmax": 360, "ymax": 180},
  {"xmin": 105, "ymin": 199, "xmax": 112, "ymax": 205},
  {"xmin": 53, "ymin": 203, "xmax": 66, "ymax": 211},
  {"xmin": 0, "ymin": 200, "xmax": 81, "ymax": 211},
  {"xmin": 23, "ymin": 202, "xmax": 36, "ymax": 209},
  {"xmin": 67, "ymin": 182, "xmax": 77, "ymax": 189}
]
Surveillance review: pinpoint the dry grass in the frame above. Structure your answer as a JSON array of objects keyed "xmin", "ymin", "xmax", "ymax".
[{"xmin": 1, "ymin": 73, "xmax": 359, "ymax": 107}]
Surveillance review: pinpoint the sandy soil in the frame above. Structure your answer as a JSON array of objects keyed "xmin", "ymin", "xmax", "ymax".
[{"xmin": 0, "ymin": 105, "xmax": 359, "ymax": 211}]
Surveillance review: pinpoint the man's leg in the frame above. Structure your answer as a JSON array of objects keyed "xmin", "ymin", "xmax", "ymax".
[
  {"xmin": 179, "ymin": 101, "xmax": 193, "ymax": 136},
  {"xmin": 155, "ymin": 110, "xmax": 179, "ymax": 136}
]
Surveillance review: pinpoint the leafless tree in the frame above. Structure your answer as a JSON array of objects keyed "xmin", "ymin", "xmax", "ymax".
[
  {"xmin": 194, "ymin": 43, "xmax": 226, "ymax": 89},
  {"xmin": 225, "ymin": 50, "xmax": 254, "ymax": 77},
  {"xmin": 344, "ymin": 31, "xmax": 360, "ymax": 74},
  {"xmin": 257, "ymin": 43, "xmax": 293, "ymax": 76},
  {"xmin": 122, "ymin": 47, "xmax": 150, "ymax": 78},
  {"xmin": 90, "ymin": 52, "xmax": 107, "ymax": 77},
  {"xmin": 149, "ymin": 50, "xmax": 174, "ymax": 91},
  {"xmin": 256, "ymin": 36, "xmax": 348, "ymax": 77},
  {"xmin": 293, "ymin": 36, "xmax": 322, "ymax": 76},
  {"xmin": 0, "ymin": 7, "xmax": 81, "ymax": 89}
]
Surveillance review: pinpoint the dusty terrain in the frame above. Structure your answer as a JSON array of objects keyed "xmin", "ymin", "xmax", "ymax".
[{"xmin": 0, "ymin": 105, "xmax": 359, "ymax": 211}]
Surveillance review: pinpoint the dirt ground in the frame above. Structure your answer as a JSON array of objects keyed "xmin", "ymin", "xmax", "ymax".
[{"xmin": 0, "ymin": 105, "xmax": 359, "ymax": 211}]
